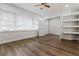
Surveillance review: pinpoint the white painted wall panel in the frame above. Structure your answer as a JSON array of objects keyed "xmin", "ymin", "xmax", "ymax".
[
  {"xmin": 48, "ymin": 17, "xmax": 60, "ymax": 35},
  {"xmin": 39, "ymin": 19, "xmax": 48, "ymax": 36},
  {"xmin": 0, "ymin": 30, "xmax": 38, "ymax": 44}
]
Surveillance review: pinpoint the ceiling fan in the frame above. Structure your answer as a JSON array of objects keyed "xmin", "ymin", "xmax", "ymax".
[{"xmin": 34, "ymin": 3, "xmax": 50, "ymax": 10}]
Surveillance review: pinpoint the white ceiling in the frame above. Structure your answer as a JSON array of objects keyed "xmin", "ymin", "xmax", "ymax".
[{"xmin": 12, "ymin": 3, "xmax": 79, "ymax": 18}]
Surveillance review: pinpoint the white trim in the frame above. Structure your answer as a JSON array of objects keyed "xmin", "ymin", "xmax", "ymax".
[{"xmin": 0, "ymin": 36, "xmax": 37, "ymax": 44}]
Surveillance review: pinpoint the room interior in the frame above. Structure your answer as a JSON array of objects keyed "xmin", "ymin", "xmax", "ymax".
[{"xmin": 0, "ymin": 3, "xmax": 79, "ymax": 56}]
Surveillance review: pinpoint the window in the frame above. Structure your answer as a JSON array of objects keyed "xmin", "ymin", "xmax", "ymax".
[
  {"xmin": 0, "ymin": 10, "xmax": 15, "ymax": 32},
  {"xmin": 15, "ymin": 14, "xmax": 33, "ymax": 31},
  {"xmin": 0, "ymin": 6, "xmax": 39, "ymax": 32},
  {"xmin": 33, "ymin": 18, "xmax": 39, "ymax": 30}
]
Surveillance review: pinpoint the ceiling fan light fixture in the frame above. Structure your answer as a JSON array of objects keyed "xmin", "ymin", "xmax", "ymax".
[{"xmin": 34, "ymin": 3, "xmax": 51, "ymax": 10}]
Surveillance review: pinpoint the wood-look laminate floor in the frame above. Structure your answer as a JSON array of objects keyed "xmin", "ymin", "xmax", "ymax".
[{"xmin": 0, "ymin": 34, "xmax": 79, "ymax": 56}]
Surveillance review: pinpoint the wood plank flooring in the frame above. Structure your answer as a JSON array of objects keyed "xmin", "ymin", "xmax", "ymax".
[{"xmin": 0, "ymin": 34, "xmax": 79, "ymax": 56}]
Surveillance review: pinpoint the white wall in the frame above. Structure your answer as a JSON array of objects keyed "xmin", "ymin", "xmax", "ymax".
[
  {"xmin": 48, "ymin": 17, "xmax": 61, "ymax": 35},
  {"xmin": 0, "ymin": 30, "xmax": 38, "ymax": 44},
  {"xmin": 39, "ymin": 18, "xmax": 48, "ymax": 36}
]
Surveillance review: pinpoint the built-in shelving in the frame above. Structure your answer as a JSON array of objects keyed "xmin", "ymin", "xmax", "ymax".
[
  {"xmin": 64, "ymin": 32, "xmax": 79, "ymax": 34},
  {"xmin": 64, "ymin": 26, "xmax": 79, "ymax": 27},
  {"xmin": 63, "ymin": 12, "xmax": 79, "ymax": 16},
  {"xmin": 64, "ymin": 19, "xmax": 79, "ymax": 22},
  {"xmin": 61, "ymin": 12, "xmax": 79, "ymax": 40}
]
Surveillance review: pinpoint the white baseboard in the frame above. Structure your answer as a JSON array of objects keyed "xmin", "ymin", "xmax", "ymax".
[{"xmin": 0, "ymin": 36, "xmax": 36, "ymax": 44}]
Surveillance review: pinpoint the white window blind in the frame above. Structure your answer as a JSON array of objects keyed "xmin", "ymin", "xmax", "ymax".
[
  {"xmin": 0, "ymin": 5, "xmax": 39, "ymax": 32},
  {"xmin": 15, "ymin": 14, "xmax": 33, "ymax": 31},
  {"xmin": 33, "ymin": 18, "xmax": 39, "ymax": 30},
  {"xmin": 0, "ymin": 10, "xmax": 15, "ymax": 31}
]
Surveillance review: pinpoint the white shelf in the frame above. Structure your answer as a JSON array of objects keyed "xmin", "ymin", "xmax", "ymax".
[
  {"xmin": 64, "ymin": 32, "xmax": 79, "ymax": 34},
  {"xmin": 64, "ymin": 26, "xmax": 79, "ymax": 27},
  {"xmin": 63, "ymin": 12, "xmax": 79, "ymax": 17},
  {"xmin": 61, "ymin": 11, "xmax": 79, "ymax": 40},
  {"xmin": 64, "ymin": 19, "xmax": 79, "ymax": 22}
]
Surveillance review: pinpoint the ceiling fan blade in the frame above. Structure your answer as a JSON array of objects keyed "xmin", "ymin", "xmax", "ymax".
[
  {"xmin": 34, "ymin": 4, "xmax": 41, "ymax": 6},
  {"xmin": 44, "ymin": 5, "xmax": 50, "ymax": 8}
]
